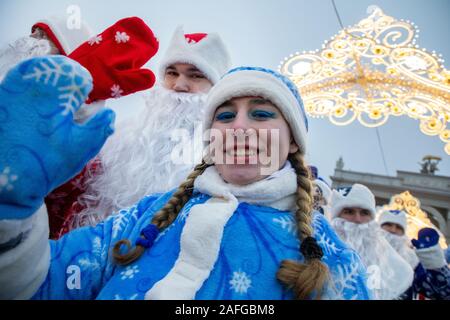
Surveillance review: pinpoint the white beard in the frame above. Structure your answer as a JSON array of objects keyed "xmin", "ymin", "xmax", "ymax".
[
  {"xmin": 0, "ymin": 36, "xmax": 52, "ymax": 81},
  {"xmin": 382, "ymin": 229, "xmax": 420, "ymax": 269},
  {"xmin": 73, "ymin": 85, "xmax": 207, "ymax": 227},
  {"xmin": 332, "ymin": 218, "xmax": 414, "ymax": 299}
]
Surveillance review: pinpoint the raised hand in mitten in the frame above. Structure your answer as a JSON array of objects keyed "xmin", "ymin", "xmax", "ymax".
[
  {"xmin": 412, "ymin": 227, "xmax": 447, "ymax": 270},
  {"xmin": 0, "ymin": 56, "xmax": 115, "ymax": 220},
  {"xmin": 69, "ymin": 16, "xmax": 159, "ymax": 103},
  {"xmin": 411, "ymin": 228, "xmax": 440, "ymax": 249}
]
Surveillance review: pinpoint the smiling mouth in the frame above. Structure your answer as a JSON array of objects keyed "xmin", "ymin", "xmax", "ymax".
[{"xmin": 225, "ymin": 148, "xmax": 258, "ymax": 157}]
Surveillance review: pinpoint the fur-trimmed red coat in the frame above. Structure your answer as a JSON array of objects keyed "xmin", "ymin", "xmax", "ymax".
[{"xmin": 44, "ymin": 159, "xmax": 102, "ymax": 239}]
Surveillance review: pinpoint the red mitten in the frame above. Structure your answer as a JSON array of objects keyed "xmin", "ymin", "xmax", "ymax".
[{"xmin": 69, "ymin": 17, "xmax": 159, "ymax": 103}]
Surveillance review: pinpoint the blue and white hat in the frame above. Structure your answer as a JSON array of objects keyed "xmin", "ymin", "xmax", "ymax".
[
  {"xmin": 203, "ymin": 66, "xmax": 308, "ymax": 154},
  {"xmin": 329, "ymin": 184, "xmax": 376, "ymax": 219},
  {"xmin": 378, "ymin": 209, "xmax": 408, "ymax": 232}
]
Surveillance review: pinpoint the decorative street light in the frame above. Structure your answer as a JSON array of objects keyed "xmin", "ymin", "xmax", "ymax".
[{"xmin": 280, "ymin": 6, "xmax": 450, "ymax": 154}]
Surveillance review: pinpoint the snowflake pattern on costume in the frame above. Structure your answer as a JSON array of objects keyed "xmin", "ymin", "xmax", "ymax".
[
  {"xmin": 330, "ymin": 257, "xmax": 361, "ymax": 299},
  {"xmin": 112, "ymin": 212, "xmax": 129, "ymax": 239},
  {"xmin": 272, "ymin": 216, "xmax": 297, "ymax": 236},
  {"xmin": 315, "ymin": 230, "xmax": 341, "ymax": 256},
  {"xmin": 412, "ymin": 265, "xmax": 450, "ymax": 299},
  {"xmin": 110, "ymin": 84, "xmax": 124, "ymax": 98},
  {"xmin": 78, "ymin": 257, "xmax": 101, "ymax": 271},
  {"xmin": 23, "ymin": 58, "xmax": 90, "ymax": 116},
  {"xmin": 311, "ymin": 212, "xmax": 368, "ymax": 299},
  {"xmin": 154, "ymin": 195, "xmax": 207, "ymax": 241},
  {"xmin": 336, "ymin": 187, "xmax": 351, "ymax": 197},
  {"xmin": 88, "ymin": 35, "xmax": 102, "ymax": 46},
  {"xmin": 229, "ymin": 270, "xmax": 252, "ymax": 294},
  {"xmin": 31, "ymin": 192, "xmax": 371, "ymax": 300},
  {"xmin": 110, "ymin": 206, "xmax": 139, "ymax": 239},
  {"xmin": 115, "ymin": 31, "xmax": 130, "ymax": 44},
  {"xmin": 0, "ymin": 166, "xmax": 18, "ymax": 193},
  {"xmin": 92, "ymin": 236, "xmax": 107, "ymax": 263},
  {"xmin": 120, "ymin": 265, "xmax": 139, "ymax": 280}
]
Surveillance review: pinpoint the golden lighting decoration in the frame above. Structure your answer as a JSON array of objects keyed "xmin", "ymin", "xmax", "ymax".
[
  {"xmin": 279, "ymin": 6, "xmax": 450, "ymax": 154},
  {"xmin": 379, "ymin": 190, "xmax": 448, "ymax": 249}
]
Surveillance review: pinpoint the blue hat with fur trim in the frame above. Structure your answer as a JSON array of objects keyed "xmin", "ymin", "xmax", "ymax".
[
  {"xmin": 329, "ymin": 184, "xmax": 376, "ymax": 219},
  {"xmin": 203, "ymin": 66, "xmax": 308, "ymax": 154},
  {"xmin": 378, "ymin": 209, "xmax": 408, "ymax": 232}
]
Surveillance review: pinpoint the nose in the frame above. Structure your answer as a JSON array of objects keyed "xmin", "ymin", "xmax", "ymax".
[
  {"xmin": 172, "ymin": 75, "xmax": 190, "ymax": 93},
  {"xmin": 353, "ymin": 213, "xmax": 363, "ymax": 224},
  {"xmin": 230, "ymin": 111, "xmax": 251, "ymax": 131}
]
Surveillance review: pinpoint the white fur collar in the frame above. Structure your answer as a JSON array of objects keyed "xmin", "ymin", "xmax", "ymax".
[{"xmin": 145, "ymin": 163, "xmax": 297, "ymax": 299}]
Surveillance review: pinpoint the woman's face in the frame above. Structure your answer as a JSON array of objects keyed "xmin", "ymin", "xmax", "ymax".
[{"xmin": 210, "ymin": 96, "xmax": 298, "ymax": 185}]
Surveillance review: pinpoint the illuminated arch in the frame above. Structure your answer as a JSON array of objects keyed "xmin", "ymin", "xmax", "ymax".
[{"xmin": 279, "ymin": 7, "xmax": 450, "ymax": 154}]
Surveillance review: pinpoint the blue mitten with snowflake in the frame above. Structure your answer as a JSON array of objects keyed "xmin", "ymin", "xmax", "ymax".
[
  {"xmin": 411, "ymin": 228, "xmax": 439, "ymax": 249},
  {"xmin": 411, "ymin": 227, "xmax": 447, "ymax": 270},
  {"xmin": 0, "ymin": 56, "xmax": 115, "ymax": 220}
]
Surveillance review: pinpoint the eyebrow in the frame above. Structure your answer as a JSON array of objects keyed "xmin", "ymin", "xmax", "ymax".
[
  {"xmin": 187, "ymin": 67, "xmax": 203, "ymax": 73},
  {"xmin": 248, "ymin": 98, "xmax": 273, "ymax": 106},
  {"xmin": 166, "ymin": 66, "xmax": 203, "ymax": 74},
  {"xmin": 217, "ymin": 101, "xmax": 235, "ymax": 109}
]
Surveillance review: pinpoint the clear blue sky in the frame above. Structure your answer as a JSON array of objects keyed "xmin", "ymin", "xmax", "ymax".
[{"xmin": 1, "ymin": 0, "xmax": 449, "ymax": 183}]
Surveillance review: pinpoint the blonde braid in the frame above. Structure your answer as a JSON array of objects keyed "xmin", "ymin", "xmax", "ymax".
[
  {"xmin": 277, "ymin": 151, "xmax": 330, "ymax": 299},
  {"xmin": 113, "ymin": 161, "xmax": 210, "ymax": 265}
]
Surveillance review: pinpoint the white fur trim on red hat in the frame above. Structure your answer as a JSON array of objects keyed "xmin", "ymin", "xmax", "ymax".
[
  {"xmin": 158, "ymin": 26, "xmax": 231, "ymax": 84},
  {"xmin": 329, "ymin": 184, "xmax": 376, "ymax": 219},
  {"xmin": 378, "ymin": 210, "xmax": 407, "ymax": 232},
  {"xmin": 32, "ymin": 15, "xmax": 93, "ymax": 55}
]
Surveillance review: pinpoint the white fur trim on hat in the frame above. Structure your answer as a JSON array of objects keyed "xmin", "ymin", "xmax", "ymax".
[
  {"xmin": 378, "ymin": 210, "xmax": 407, "ymax": 232},
  {"xmin": 203, "ymin": 68, "xmax": 308, "ymax": 154},
  {"xmin": 415, "ymin": 243, "xmax": 447, "ymax": 270},
  {"xmin": 33, "ymin": 15, "xmax": 93, "ymax": 55},
  {"xmin": 158, "ymin": 26, "xmax": 231, "ymax": 84},
  {"xmin": 329, "ymin": 184, "xmax": 376, "ymax": 219}
]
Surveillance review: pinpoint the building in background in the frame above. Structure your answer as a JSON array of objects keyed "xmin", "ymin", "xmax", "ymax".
[{"xmin": 331, "ymin": 156, "xmax": 450, "ymax": 243}]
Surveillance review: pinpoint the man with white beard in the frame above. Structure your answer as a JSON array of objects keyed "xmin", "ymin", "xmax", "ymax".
[
  {"xmin": 53, "ymin": 26, "xmax": 232, "ymax": 234},
  {"xmin": 329, "ymin": 184, "xmax": 414, "ymax": 299},
  {"xmin": 0, "ymin": 15, "xmax": 161, "ymax": 238},
  {"xmin": 0, "ymin": 15, "xmax": 92, "ymax": 81},
  {"xmin": 379, "ymin": 209, "xmax": 450, "ymax": 299}
]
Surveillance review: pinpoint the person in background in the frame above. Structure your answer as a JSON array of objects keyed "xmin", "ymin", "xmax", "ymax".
[
  {"xmin": 329, "ymin": 183, "xmax": 414, "ymax": 299},
  {"xmin": 379, "ymin": 209, "xmax": 450, "ymax": 299},
  {"xmin": 56, "ymin": 26, "xmax": 232, "ymax": 236},
  {"xmin": 309, "ymin": 166, "xmax": 332, "ymax": 218}
]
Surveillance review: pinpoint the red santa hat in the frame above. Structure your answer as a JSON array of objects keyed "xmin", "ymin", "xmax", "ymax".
[
  {"xmin": 32, "ymin": 15, "xmax": 93, "ymax": 55},
  {"xmin": 158, "ymin": 26, "xmax": 231, "ymax": 84}
]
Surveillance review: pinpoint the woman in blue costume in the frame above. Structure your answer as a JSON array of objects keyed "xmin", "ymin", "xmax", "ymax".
[{"xmin": 0, "ymin": 56, "xmax": 371, "ymax": 300}]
